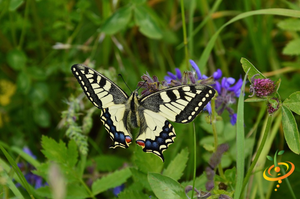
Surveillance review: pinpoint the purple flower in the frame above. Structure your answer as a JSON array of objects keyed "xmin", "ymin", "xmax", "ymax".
[
  {"xmin": 112, "ymin": 184, "xmax": 125, "ymax": 196},
  {"xmin": 267, "ymin": 98, "xmax": 280, "ymax": 114},
  {"xmin": 17, "ymin": 147, "xmax": 47, "ymax": 189},
  {"xmin": 249, "ymin": 75, "xmax": 275, "ymax": 97},
  {"xmin": 229, "ymin": 114, "xmax": 237, "ymax": 126}
]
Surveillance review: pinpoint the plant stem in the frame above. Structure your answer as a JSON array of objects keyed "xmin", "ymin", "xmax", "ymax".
[
  {"xmin": 241, "ymin": 114, "xmax": 273, "ymax": 196},
  {"xmin": 80, "ymin": 178, "xmax": 96, "ymax": 199},
  {"xmin": 180, "ymin": 0, "xmax": 189, "ymax": 69},
  {"xmin": 191, "ymin": 123, "xmax": 197, "ymax": 199}
]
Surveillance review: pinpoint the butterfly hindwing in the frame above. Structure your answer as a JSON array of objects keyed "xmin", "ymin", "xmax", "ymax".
[
  {"xmin": 71, "ymin": 64, "xmax": 132, "ymax": 148},
  {"xmin": 139, "ymin": 85, "xmax": 216, "ymax": 123},
  {"xmin": 136, "ymin": 109, "xmax": 176, "ymax": 161}
]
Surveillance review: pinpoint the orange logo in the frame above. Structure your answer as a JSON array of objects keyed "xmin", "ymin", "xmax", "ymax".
[{"xmin": 263, "ymin": 150, "xmax": 295, "ymax": 191}]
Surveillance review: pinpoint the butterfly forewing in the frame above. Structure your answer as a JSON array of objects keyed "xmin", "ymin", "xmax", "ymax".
[
  {"xmin": 139, "ymin": 85, "xmax": 216, "ymax": 123},
  {"xmin": 71, "ymin": 64, "xmax": 128, "ymax": 108},
  {"xmin": 71, "ymin": 64, "xmax": 132, "ymax": 148}
]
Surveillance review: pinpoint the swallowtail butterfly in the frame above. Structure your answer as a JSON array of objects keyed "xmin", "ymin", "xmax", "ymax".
[{"xmin": 71, "ymin": 64, "xmax": 216, "ymax": 161}]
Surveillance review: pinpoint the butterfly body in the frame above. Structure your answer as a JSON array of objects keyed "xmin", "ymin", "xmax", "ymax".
[{"xmin": 71, "ymin": 64, "xmax": 216, "ymax": 161}]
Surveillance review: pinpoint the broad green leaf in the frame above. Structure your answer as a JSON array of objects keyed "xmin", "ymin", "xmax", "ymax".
[
  {"xmin": 283, "ymin": 39, "xmax": 300, "ymax": 55},
  {"xmin": 266, "ymin": 155, "xmax": 273, "ymax": 161},
  {"xmin": 100, "ymin": 5, "xmax": 132, "ymax": 35},
  {"xmin": 282, "ymin": 105, "xmax": 300, "ymax": 154},
  {"xmin": 92, "ymin": 168, "xmax": 131, "ymax": 195},
  {"xmin": 278, "ymin": 18, "xmax": 300, "ymax": 31},
  {"xmin": 133, "ymin": 146, "xmax": 163, "ymax": 173},
  {"xmin": 283, "ymin": 91, "xmax": 300, "ymax": 115},
  {"xmin": 163, "ymin": 148, "xmax": 188, "ymax": 181},
  {"xmin": 9, "ymin": 0, "xmax": 24, "ymax": 11},
  {"xmin": 240, "ymin": 58, "xmax": 266, "ymax": 82},
  {"xmin": 148, "ymin": 173, "xmax": 186, "ymax": 199},
  {"xmin": 33, "ymin": 107, "xmax": 51, "ymax": 128},
  {"xmin": 130, "ymin": 168, "xmax": 151, "ymax": 191},
  {"xmin": 278, "ymin": 150, "xmax": 285, "ymax": 155},
  {"xmin": 134, "ymin": 5, "xmax": 162, "ymax": 39},
  {"xmin": 118, "ymin": 190, "xmax": 149, "ymax": 199},
  {"xmin": 7, "ymin": 49, "xmax": 27, "ymax": 70}
]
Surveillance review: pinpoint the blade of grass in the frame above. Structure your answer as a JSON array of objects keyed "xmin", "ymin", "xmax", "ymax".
[
  {"xmin": 180, "ymin": 0, "xmax": 189, "ymax": 69},
  {"xmin": 198, "ymin": 8, "xmax": 300, "ymax": 70},
  {"xmin": 0, "ymin": 143, "xmax": 35, "ymax": 199},
  {"xmin": 234, "ymin": 68, "xmax": 250, "ymax": 199}
]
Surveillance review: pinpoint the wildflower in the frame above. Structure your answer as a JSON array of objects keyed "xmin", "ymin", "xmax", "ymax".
[
  {"xmin": 112, "ymin": 184, "xmax": 125, "ymax": 196},
  {"xmin": 249, "ymin": 75, "xmax": 275, "ymax": 97},
  {"xmin": 267, "ymin": 98, "xmax": 280, "ymax": 114},
  {"xmin": 0, "ymin": 79, "xmax": 16, "ymax": 106},
  {"xmin": 138, "ymin": 72, "xmax": 168, "ymax": 96},
  {"xmin": 17, "ymin": 147, "xmax": 47, "ymax": 189}
]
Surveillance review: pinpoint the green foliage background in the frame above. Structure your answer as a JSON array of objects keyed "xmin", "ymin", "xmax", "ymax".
[{"xmin": 1, "ymin": 0, "xmax": 300, "ymax": 198}]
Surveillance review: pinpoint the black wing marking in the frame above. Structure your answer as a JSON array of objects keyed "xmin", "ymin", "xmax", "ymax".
[
  {"xmin": 71, "ymin": 64, "xmax": 128, "ymax": 109},
  {"xmin": 139, "ymin": 85, "xmax": 216, "ymax": 123}
]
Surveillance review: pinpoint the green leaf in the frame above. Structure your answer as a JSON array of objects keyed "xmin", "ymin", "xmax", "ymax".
[
  {"xmin": 17, "ymin": 71, "xmax": 31, "ymax": 94},
  {"xmin": 36, "ymin": 184, "xmax": 89, "ymax": 199},
  {"xmin": 41, "ymin": 136, "xmax": 78, "ymax": 167},
  {"xmin": 134, "ymin": 5, "xmax": 163, "ymax": 39},
  {"xmin": 244, "ymin": 97, "xmax": 267, "ymax": 103},
  {"xmin": 181, "ymin": 174, "xmax": 207, "ymax": 191},
  {"xmin": 148, "ymin": 173, "xmax": 186, "ymax": 199},
  {"xmin": 130, "ymin": 168, "xmax": 151, "ymax": 191},
  {"xmin": 240, "ymin": 58, "xmax": 266, "ymax": 82},
  {"xmin": 9, "ymin": 0, "xmax": 24, "ymax": 11},
  {"xmin": 100, "ymin": 5, "xmax": 132, "ymax": 35},
  {"xmin": 266, "ymin": 155, "xmax": 273, "ymax": 161},
  {"xmin": 282, "ymin": 106, "xmax": 300, "ymax": 154},
  {"xmin": 163, "ymin": 148, "xmax": 188, "ymax": 181},
  {"xmin": 92, "ymin": 167, "xmax": 131, "ymax": 195},
  {"xmin": 7, "ymin": 49, "xmax": 27, "ymax": 70},
  {"xmin": 33, "ymin": 107, "xmax": 51, "ymax": 128},
  {"xmin": 92, "ymin": 155, "xmax": 126, "ymax": 172},
  {"xmin": 29, "ymin": 82, "xmax": 49, "ymax": 106},
  {"xmin": 283, "ymin": 91, "xmax": 300, "ymax": 115},
  {"xmin": 283, "ymin": 39, "xmax": 300, "ymax": 55},
  {"xmin": 133, "ymin": 146, "xmax": 163, "ymax": 173},
  {"xmin": 277, "ymin": 18, "xmax": 300, "ymax": 31},
  {"xmin": 1, "ymin": 170, "xmax": 25, "ymax": 199},
  {"xmin": 278, "ymin": 150, "xmax": 285, "ymax": 155},
  {"xmin": 118, "ymin": 190, "xmax": 149, "ymax": 199}
]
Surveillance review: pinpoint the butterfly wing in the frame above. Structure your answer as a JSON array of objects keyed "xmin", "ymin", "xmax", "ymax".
[
  {"xmin": 136, "ymin": 85, "xmax": 216, "ymax": 160},
  {"xmin": 71, "ymin": 64, "xmax": 132, "ymax": 148}
]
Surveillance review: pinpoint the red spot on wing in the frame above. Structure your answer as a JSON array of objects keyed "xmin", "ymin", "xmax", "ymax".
[
  {"xmin": 125, "ymin": 136, "xmax": 132, "ymax": 144},
  {"xmin": 136, "ymin": 140, "xmax": 145, "ymax": 148}
]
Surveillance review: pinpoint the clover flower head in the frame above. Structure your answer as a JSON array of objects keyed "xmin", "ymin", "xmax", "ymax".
[
  {"xmin": 249, "ymin": 75, "xmax": 275, "ymax": 97},
  {"xmin": 267, "ymin": 98, "xmax": 280, "ymax": 114}
]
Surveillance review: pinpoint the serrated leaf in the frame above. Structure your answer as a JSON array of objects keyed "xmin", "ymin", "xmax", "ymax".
[
  {"xmin": 92, "ymin": 168, "xmax": 131, "ymax": 195},
  {"xmin": 133, "ymin": 146, "xmax": 163, "ymax": 173},
  {"xmin": 283, "ymin": 39, "xmax": 300, "ymax": 55},
  {"xmin": 277, "ymin": 18, "xmax": 300, "ymax": 31},
  {"xmin": 278, "ymin": 150, "xmax": 285, "ymax": 155},
  {"xmin": 283, "ymin": 91, "xmax": 300, "ymax": 115},
  {"xmin": 240, "ymin": 58, "xmax": 266, "ymax": 83},
  {"xmin": 134, "ymin": 5, "xmax": 162, "ymax": 39},
  {"xmin": 163, "ymin": 148, "xmax": 188, "ymax": 181},
  {"xmin": 118, "ymin": 190, "xmax": 149, "ymax": 199},
  {"xmin": 282, "ymin": 106, "xmax": 300, "ymax": 154},
  {"xmin": 100, "ymin": 5, "xmax": 132, "ymax": 35},
  {"xmin": 266, "ymin": 155, "xmax": 273, "ymax": 161},
  {"xmin": 130, "ymin": 168, "xmax": 151, "ymax": 191},
  {"xmin": 148, "ymin": 173, "xmax": 186, "ymax": 199}
]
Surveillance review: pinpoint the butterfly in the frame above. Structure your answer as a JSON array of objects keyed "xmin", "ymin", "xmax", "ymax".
[{"xmin": 71, "ymin": 64, "xmax": 216, "ymax": 161}]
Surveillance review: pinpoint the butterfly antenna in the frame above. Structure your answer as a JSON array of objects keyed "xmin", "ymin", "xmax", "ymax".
[
  {"xmin": 118, "ymin": 74, "xmax": 132, "ymax": 92},
  {"xmin": 136, "ymin": 80, "xmax": 147, "ymax": 91}
]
